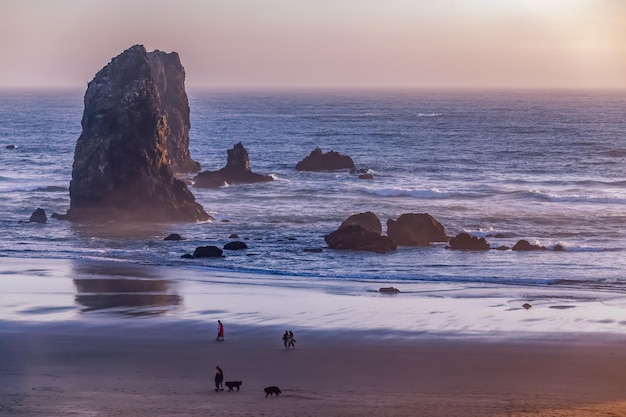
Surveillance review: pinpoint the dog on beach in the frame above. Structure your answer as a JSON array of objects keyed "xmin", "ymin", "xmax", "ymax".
[
  {"xmin": 225, "ymin": 381, "xmax": 242, "ymax": 391},
  {"xmin": 264, "ymin": 386, "xmax": 281, "ymax": 397}
]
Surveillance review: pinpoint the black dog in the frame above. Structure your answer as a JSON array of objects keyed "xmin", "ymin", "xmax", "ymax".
[
  {"xmin": 224, "ymin": 381, "xmax": 242, "ymax": 391},
  {"xmin": 264, "ymin": 386, "xmax": 281, "ymax": 397}
]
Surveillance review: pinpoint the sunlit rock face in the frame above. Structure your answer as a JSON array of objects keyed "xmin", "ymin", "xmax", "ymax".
[{"xmin": 67, "ymin": 45, "xmax": 209, "ymax": 222}]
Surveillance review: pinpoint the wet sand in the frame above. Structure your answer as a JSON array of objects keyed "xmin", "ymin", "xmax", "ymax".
[{"xmin": 3, "ymin": 321, "xmax": 626, "ymax": 417}]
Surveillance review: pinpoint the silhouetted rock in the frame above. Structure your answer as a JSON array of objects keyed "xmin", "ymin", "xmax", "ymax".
[
  {"xmin": 379, "ymin": 287, "xmax": 400, "ymax": 294},
  {"xmin": 147, "ymin": 50, "xmax": 200, "ymax": 173},
  {"xmin": 193, "ymin": 246, "xmax": 224, "ymax": 258},
  {"xmin": 448, "ymin": 232, "xmax": 490, "ymax": 250},
  {"xmin": 29, "ymin": 208, "xmax": 47, "ymax": 223},
  {"xmin": 229, "ymin": 233, "xmax": 239, "ymax": 239},
  {"xmin": 180, "ymin": 253, "xmax": 195, "ymax": 259},
  {"xmin": 193, "ymin": 142, "xmax": 273, "ymax": 188},
  {"xmin": 386, "ymin": 213, "xmax": 447, "ymax": 246},
  {"xmin": 553, "ymin": 244, "xmax": 565, "ymax": 251},
  {"xmin": 340, "ymin": 212, "xmax": 382, "ymax": 235},
  {"xmin": 224, "ymin": 241, "xmax": 247, "ymax": 250},
  {"xmin": 325, "ymin": 225, "xmax": 396, "ymax": 254},
  {"xmin": 164, "ymin": 233, "xmax": 184, "ymax": 241},
  {"xmin": 359, "ymin": 173, "xmax": 374, "ymax": 180},
  {"xmin": 296, "ymin": 147, "xmax": 355, "ymax": 171},
  {"xmin": 64, "ymin": 45, "xmax": 210, "ymax": 222},
  {"xmin": 6, "ymin": 144, "xmax": 16, "ymax": 150},
  {"xmin": 512, "ymin": 239, "xmax": 546, "ymax": 251},
  {"xmin": 303, "ymin": 247, "xmax": 323, "ymax": 253}
]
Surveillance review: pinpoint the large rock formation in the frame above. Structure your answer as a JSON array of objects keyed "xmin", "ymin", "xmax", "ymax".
[
  {"xmin": 147, "ymin": 50, "xmax": 200, "ymax": 173},
  {"xmin": 65, "ymin": 45, "xmax": 210, "ymax": 222},
  {"xmin": 193, "ymin": 142, "xmax": 273, "ymax": 188},
  {"xmin": 386, "ymin": 213, "xmax": 448, "ymax": 246},
  {"xmin": 296, "ymin": 147, "xmax": 355, "ymax": 171},
  {"xmin": 325, "ymin": 212, "xmax": 395, "ymax": 253}
]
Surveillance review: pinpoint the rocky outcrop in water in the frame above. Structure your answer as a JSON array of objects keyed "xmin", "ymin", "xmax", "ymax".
[
  {"xmin": 326, "ymin": 212, "xmax": 395, "ymax": 253},
  {"xmin": 296, "ymin": 147, "xmax": 355, "ymax": 171},
  {"xmin": 29, "ymin": 208, "xmax": 47, "ymax": 223},
  {"xmin": 64, "ymin": 45, "xmax": 210, "ymax": 222},
  {"xmin": 448, "ymin": 232, "xmax": 490, "ymax": 250},
  {"xmin": 512, "ymin": 239, "xmax": 546, "ymax": 251},
  {"xmin": 193, "ymin": 142, "xmax": 273, "ymax": 188},
  {"xmin": 386, "ymin": 213, "xmax": 448, "ymax": 246}
]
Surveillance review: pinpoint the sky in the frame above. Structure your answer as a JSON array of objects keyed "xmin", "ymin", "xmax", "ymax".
[{"xmin": 0, "ymin": 0, "xmax": 625, "ymax": 90}]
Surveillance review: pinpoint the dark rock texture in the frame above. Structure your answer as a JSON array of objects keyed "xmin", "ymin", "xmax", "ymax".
[
  {"xmin": 164, "ymin": 233, "xmax": 184, "ymax": 241},
  {"xmin": 224, "ymin": 241, "xmax": 248, "ymax": 250},
  {"xmin": 29, "ymin": 208, "xmax": 47, "ymax": 223},
  {"xmin": 512, "ymin": 239, "xmax": 546, "ymax": 251},
  {"xmin": 448, "ymin": 232, "xmax": 490, "ymax": 250},
  {"xmin": 296, "ymin": 147, "xmax": 355, "ymax": 171},
  {"xmin": 325, "ymin": 225, "xmax": 396, "ymax": 254},
  {"xmin": 66, "ymin": 45, "xmax": 210, "ymax": 222},
  {"xmin": 193, "ymin": 143, "xmax": 273, "ymax": 188},
  {"xmin": 339, "ymin": 212, "xmax": 382, "ymax": 235},
  {"xmin": 193, "ymin": 246, "xmax": 224, "ymax": 258},
  {"xmin": 147, "ymin": 50, "xmax": 200, "ymax": 173},
  {"xmin": 386, "ymin": 213, "xmax": 448, "ymax": 246}
]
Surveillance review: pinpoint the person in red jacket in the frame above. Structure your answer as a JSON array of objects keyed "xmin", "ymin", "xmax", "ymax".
[{"xmin": 216, "ymin": 320, "xmax": 224, "ymax": 341}]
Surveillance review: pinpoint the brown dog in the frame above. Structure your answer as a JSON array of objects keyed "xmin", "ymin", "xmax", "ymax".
[{"xmin": 264, "ymin": 386, "xmax": 281, "ymax": 397}]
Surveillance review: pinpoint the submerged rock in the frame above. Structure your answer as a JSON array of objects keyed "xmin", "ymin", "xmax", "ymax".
[
  {"xmin": 64, "ymin": 45, "xmax": 210, "ymax": 222},
  {"xmin": 386, "ymin": 213, "xmax": 448, "ymax": 246},
  {"xmin": 296, "ymin": 147, "xmax": 355, "ymax": 171},
  {"xmin": 193, "ymin": 142, "xmax": 273, "ymax": 188},
  {"xmin": 224, "ymin": 241, "xmax": 248, "ymax": 250},
  {"xmin": 164, "ymin": 233, "xmax": 185, "ymax": 241},
  {"xmin": 193, "ymin": 246, "xmax": 224, "ymax": 258}
]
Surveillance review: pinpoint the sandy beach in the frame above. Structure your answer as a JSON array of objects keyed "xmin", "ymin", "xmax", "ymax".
[
  {"xmin": 3, "ymin": 321, "xmax": 626, "ymax": 417},
  {"xmin": 3, "ymin": 257, "xmax": 626, "ymax": 416}
]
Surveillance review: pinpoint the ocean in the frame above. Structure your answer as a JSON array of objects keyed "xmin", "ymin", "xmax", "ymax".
[{"xmin": 1, "ymin": 89, "xmax": 626, "ymax": 333}]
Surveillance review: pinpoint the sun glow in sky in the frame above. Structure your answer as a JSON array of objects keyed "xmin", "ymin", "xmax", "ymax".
[{"xmin": 0, "ymin": 0, "xmax": 624, "ymax": 89}]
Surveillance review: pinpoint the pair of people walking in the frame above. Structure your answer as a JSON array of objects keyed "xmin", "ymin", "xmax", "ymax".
[
  {"xmin": 214, "ymin": 366, "xmax": 224, "ymax": 391},
  {"xmin": 282, "ymin": 330, "xmax": 296, "ymax": 349}
]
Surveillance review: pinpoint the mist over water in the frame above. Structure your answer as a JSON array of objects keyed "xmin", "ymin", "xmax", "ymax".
[{"xmin": 1, "ymin": 89, "xmax": 625, "ymax": 294}]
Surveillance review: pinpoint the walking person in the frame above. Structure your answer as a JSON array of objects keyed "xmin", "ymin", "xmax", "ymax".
[
  {"xmin": 282, "ymin": 330, "xmax": 289, "ymax": 349},
  {"xmin": 288, "ymin": 330, "xmax": 296, "ymax": 349},
  {"xmin": 216, "ymin": 320, "xmax": 224, "ymax": 341},
  {"xmin": 214, "ymin": 366, "xmax": 224, "ymax": 392}
]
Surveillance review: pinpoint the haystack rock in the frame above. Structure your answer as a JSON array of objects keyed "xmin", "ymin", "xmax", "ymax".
[
  {"xmin": 64, "ymin": 45, "xmax": 210, "ymax": 222},
  {"xmin": 193, "ymin": 142, "xmax": 273, "ymax": 188},
  {"xmin": 296, "ymin": 147, "xmax": 355, "ymax": 171},
  {"xmin": 386, "ymin": 213, "xmax": 448, "ymax": 246}
]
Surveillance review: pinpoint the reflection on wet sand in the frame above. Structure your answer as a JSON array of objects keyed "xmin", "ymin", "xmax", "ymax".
[{"xmin": 72, "ymin": 261, "xmax": 182, "ymax": 316}]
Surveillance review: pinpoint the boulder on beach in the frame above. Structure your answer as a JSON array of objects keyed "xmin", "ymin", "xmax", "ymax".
[
  {"xmin": 193, "ymin": 142, "xmax": 273, "ymax": 188},
  {"xmin": 325, "ymin": 225, "xmax": 396, "ymax": 254},
  {"xmin": 386, "ymin": 213, "xmax": 448, "ymax": 246},
  {"xmin": 296, "ymin": 147, "xmax": 355, "ymax": 171},
  {"xmin": 62, "ymin": 45, "xmax": 210, "ymax": 222},
  {"xmin": 29, "ymin": 208, "xmax": 47, "ymax": 223},
  {"xmin": 448, "ymin": 232, "xmax": 490, "ymax": 250},
  {"xmin": 379, "ymin": 287, "xmax": 400, "ymax": 294},
  {"xmin": 339, "ymin": 211, "xmax": 382, "ymax": 235}
]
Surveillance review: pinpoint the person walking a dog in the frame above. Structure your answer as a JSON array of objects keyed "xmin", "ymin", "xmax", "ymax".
[
  {"xmin": 216, "ymin": 320, "xmax": 224, "ymax": 341},
  {"xmin": 215, "ymin": 366, "xmax": 224, "ymax": 392}
]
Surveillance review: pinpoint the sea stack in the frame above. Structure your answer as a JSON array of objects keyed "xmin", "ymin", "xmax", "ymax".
[{"xmin": 65, "ymin": 45, "xmax": 210, "ymax": 222}]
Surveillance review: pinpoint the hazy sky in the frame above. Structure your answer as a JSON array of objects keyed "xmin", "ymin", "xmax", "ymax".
[{"xmin": 1, "ymin": 0, "xmax": 625, "ymax": 89}]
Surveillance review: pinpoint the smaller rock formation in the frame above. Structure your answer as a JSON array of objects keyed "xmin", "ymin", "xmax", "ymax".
[
  {"xmin": 6, "ymin": 144, "xmax": 17, "ymax": 150},
  {"xmin": 386, "ymin": 213, "xmax": 448, "ymax": 246},
  {"xmin": 359, "ymin": 173, "xmax": 374, "ymax": 180},
  {"xmin": 29, "ymin": 208, "xmax": 47, "ymax": 223},
  {"xmin": 340, "ymin": 212, "xmax": 382, "ymax": 235},
  {"xmin": 193, "ymin": 143, "xmax": 273, "ymax": 188},
  {"xmin": 296, "ymin": 147, "xmax": 355, "ymax": 171},
  {"xmin": 164, "ymin": 233, "xmax": 184, "ymax": 241},
  {"xmin": 193, "ymin": 246, "xmax": 224, "ymax": 258},
  {"xmin": 448, "ymin": 232, "xmax": 490, "ymax": 250},
  {"xmin": 379, "ymin": 287, "xmax": 400, "ymax": 294},
  {"xmin": 325, "ymin": 225, "xmax": 396, "ymax": 254},
  {"xmin": 224, "ymin": 241, "xmax": 247, "ymax": 250},
  {"xmin": 522, "ymin": 303, "xmax": 532, "ymax": 310},
  {"xmin": 512, "ymin": 240, "xmax": 546, "ymax": 251}
]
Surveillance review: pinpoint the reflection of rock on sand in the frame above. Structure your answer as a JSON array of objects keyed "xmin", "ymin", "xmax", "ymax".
[{"xmin": 72, "ymin": 261, "xmax": 182, "ymax": 316}]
